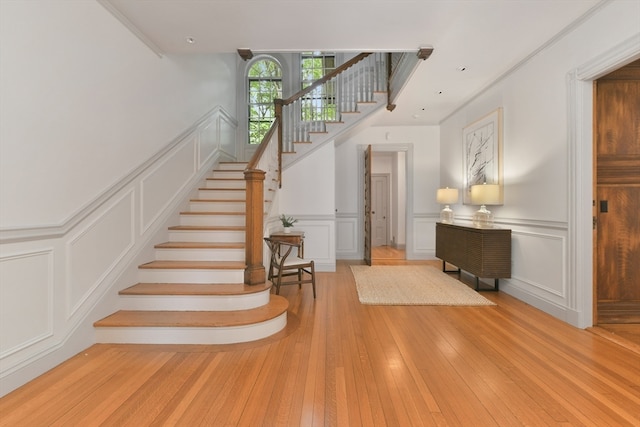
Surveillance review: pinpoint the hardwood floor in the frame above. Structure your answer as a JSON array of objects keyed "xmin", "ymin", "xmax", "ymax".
[
  {"xmin": 371, "ymin": 245, "xmax": 418, "ymax": 265},
  {"xmin": 2, "ymin": 260, "xmax": 640, "ymax": 426}
]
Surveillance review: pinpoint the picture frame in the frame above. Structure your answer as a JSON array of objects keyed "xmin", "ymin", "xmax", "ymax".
[{"xmin": 462, "ymin": 108, "xmax": 503, "ymax": 205}]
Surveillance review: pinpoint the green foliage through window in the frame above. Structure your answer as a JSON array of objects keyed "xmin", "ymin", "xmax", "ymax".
[
  {"xmin": 247, "ymin": 59, "xmax": 282, "ymax": 145},
  {"xmin": 301, "ymin": 52, "xmax": 337, "ymax": 122}
]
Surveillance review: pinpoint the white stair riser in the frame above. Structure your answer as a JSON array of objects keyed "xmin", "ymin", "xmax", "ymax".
[
  {"xmin": 189, "ymin": 201, "xmax": 245, "ymax": 212},
  {"xmin": 95, "ymin": 313, "xmax": 287, "ymax": 345},
  {"xmin": 197, "ymin": 189, "xmax": 246, "ymax": 199},
  {"xmin": 204, "ymin": 179, "xmax": 245, "ymax": 189},
  {"xmin": 217, "ymin": 163, "xmax": 247, "ymax": 171},
  {"xmin": 155, "ymin": 247, "xmax": 244, "ymax": 261},
  {"xmin": 138, "ymin": 268, "xmax": 244, "ymax": 284},
  {"xmin": 168, "ymin": 230, "xmax": 245, "ymax": 242},
  {"xmin": 211, "ymin": 171, "xmax": 244, "ymax": 179},
  {"xmin": 120, "ymin": 290, "xmax": 270, "ymax": 311},
  {"xmin": 179, "ymin": 214, "xmax": 245, "ymax": 227}
]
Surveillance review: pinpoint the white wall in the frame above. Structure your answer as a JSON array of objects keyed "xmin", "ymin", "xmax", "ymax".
[
  {"xmin": 278, "ymin": 142, "xmax": 336, "ymax": 271},
  {"xmin": 0, "ymin": 1, "xmax": 237, "ymax": 396},
  {"xmin": 335, "ymin": 124, "xmax": 440, "ymax": 260},
  {"xmin": 0, "ymin": 0, "xmax": 236, "ymax": 227},
  {"xmin": 439, "ymin": 0, "xmax": 640, "ymax": 327}
]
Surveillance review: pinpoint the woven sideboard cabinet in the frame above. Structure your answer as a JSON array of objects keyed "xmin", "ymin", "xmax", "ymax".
[{"xmin": 435, "ymin": 222, "xmax": 511, "ymax": 291}]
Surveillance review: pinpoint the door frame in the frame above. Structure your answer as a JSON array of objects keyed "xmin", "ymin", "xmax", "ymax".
[
  {"xmin": 358, "ymin": 143, "xmax": 413, "ymax": 259},
  {"xmin": 571, "ymin": 35, "xmax": 639, "ymax": 328}
]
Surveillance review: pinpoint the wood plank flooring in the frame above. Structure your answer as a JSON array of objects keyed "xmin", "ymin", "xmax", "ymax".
[{"xmin": 2, "ymin": 260, "xmax": 640, "ymax": 426}]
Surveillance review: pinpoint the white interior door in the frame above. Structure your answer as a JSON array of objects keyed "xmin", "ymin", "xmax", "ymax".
[{"xmin": 372, "ymin": 174, "xmax": 389, "ymax": 247}]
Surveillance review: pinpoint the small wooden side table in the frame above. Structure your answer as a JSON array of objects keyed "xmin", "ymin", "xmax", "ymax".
[{"xmin": 269, "ymin": 231, "xmax": 305, "ymax": 258}]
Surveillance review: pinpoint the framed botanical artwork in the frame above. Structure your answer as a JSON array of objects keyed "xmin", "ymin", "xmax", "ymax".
[{"xmin": 462, "ymin": 108, "xmax": 504, "ymax": 204}]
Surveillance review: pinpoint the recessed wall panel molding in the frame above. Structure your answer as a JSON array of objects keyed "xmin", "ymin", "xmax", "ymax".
[
  {"xmin": 510, "ymin": 230, "xmax": 566, "ymax": 299},
  {"xmin": 413, "ymin": 216, "xmax": 437, "ymax": 257},
  {"xmin": 290, "ymin": 219, "xmax": 335, "ymax": 272},
  {"xmin": 336, "ymin": 214, "xmax": 359, "ymax": 259},
  {"xmin": 198, "ymin": 118, "xmax": 218, "ymax": 168},
  {"xmin": 219, "ymin": 112, "xmax": 237, "ymax": 158},
  {"xmin": 140, "ymin": 136, "xmax": 197, "ymax": 233},
  {"xmin": 0, "ymin": 249, "xmax": 54, "ymax": 358},
  {"xmin": 67, "ymin": 191, "xmax": 135, "ymax": 317}
]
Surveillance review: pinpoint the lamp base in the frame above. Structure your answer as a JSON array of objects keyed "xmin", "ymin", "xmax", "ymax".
[
  {"xmin": 440, "ymin": 206, "xmax": 454, "ymax": 224},
  {"xmin": 473, "ymin": 205, "xmax": 494, "ymax": 228}
]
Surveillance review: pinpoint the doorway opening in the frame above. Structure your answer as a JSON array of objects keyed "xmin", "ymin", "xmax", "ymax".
[{"xmin": 369, "ymin": 149, "xmax": 408, "ymax": 264}]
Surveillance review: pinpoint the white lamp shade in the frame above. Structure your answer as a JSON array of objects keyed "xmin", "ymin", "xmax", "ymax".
[
  {"xmin": 436, "ymin": 188, "xmax": 459, "ymax": 204},
  {"xmin": 470, "ymin": 183, "xmax": 500, "ymax": 205}
]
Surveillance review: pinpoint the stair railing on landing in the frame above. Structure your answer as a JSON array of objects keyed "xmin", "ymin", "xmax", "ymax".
[{"xmin": 275, "ymin": 52, "xmax": 389, "ymax": 154}]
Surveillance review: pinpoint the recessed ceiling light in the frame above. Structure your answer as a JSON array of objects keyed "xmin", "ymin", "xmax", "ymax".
[{"xmin": 186, "ymin": 37, "xmax": 196, "ymax": 44}]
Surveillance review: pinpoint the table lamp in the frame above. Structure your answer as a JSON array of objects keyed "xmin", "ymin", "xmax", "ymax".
[
  {"xmin": 436, "ymin": 187, "xmax": 459, "ymax": 224},
  {"xmin": 471, "ymin": 183, "xmax": 500, "ymax": 227}
]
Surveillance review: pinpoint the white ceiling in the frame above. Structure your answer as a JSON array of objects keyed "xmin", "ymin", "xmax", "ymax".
[{"xmin": 102, "ymin": 0, "xmax": 604, "ymax": 125}]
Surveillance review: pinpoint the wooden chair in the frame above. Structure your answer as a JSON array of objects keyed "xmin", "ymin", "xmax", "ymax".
[{"xmin": 264, "ymin": 237, "xmax": 316, "ymax": 298}]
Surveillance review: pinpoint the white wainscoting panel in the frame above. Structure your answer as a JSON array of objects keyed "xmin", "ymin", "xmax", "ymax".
[
  {"xmin": 219, "ymin": 112, "xmax": 237, "ymax": 158},
  {"xmin": 412, "ymin": 216, "xmax": 437, "ymax": 259},
  {"xmin": 296, "ymin": 219, "xmax": 335, "ymax": 272},
  {"xmin": 336, "ymin": 214, "xmax": 359, "ymax": 259},
  {"xmin": 510, "ymin": 230, "xmax": 566, "ymax": 302},
  {"xmin": 199, "ymin": 118, "xmax": 217, "ymax": 168},
  {"xmin": 0, "ymin": 249, "xmax": 54, "ymax": 358},
  {"xmin": 140, "ymin": 136, "xmax": 197, "ymax": 233},
  {"xmin": 67, "ymin": 191, "xmax": 135, "ymax": 317}
]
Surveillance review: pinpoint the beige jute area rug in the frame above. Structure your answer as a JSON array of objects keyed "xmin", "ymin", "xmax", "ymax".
[{"xmin": 350, "ymin": 265, "xmax": 496, "ymax": 306}]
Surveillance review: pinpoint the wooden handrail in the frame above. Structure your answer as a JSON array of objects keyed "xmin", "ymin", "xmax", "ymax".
[
  {"xmin": 246, "ymin": 117, "xmax": 280, "ymax": 171},
  {"xmin": 278, "ymin": 52, "xmax": 372, "ymax": 106}
]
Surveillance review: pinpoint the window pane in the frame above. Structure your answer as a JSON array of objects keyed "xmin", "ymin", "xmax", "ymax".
[
  {"xmin": 247, "ymin": 59, "xmax": 282, "ymax": 144},
  {"xmin": 301, "ymin": 52, "xmax": 336, "ymax": 122}
]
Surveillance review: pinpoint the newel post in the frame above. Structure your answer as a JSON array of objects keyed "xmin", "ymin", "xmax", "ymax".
[{"xmin": 244, "ymin": 168, "xmax": 266, "ymax": 285}]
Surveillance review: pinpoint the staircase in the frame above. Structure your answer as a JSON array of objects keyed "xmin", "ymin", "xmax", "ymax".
[
  {"xmin": 94, "ymin": 51, "xmax": 428, "ymax": 345},
  {"xmin": 94, "ymin": 162, "xmax": 288, "ymax": 345},
  {"xmin": 282, "ymin": 91, "xmax": 387, "ymax": 168}
]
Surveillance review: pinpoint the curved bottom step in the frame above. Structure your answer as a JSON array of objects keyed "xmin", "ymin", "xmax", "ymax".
[
  {"xmin": 119, "ymin": 283, "xmax": 272, "ymax": 311},
  {"xmin": 94, "ymin": 296, "xmax": 288, "ymax": 345}
]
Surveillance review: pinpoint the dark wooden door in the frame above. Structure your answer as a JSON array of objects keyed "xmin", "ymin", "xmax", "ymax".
[
  {"xmin": 364, "ymin": 145, "xmax": 372, "ymax": 265},
  {"xmin": 595, "ymin": 59, "xmax": 640, "ymax": 323}
]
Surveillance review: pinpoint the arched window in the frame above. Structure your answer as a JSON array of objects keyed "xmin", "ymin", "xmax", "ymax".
[{"xmin": 247, "ymin": 58, "xmax": 282, "ymax": 144}]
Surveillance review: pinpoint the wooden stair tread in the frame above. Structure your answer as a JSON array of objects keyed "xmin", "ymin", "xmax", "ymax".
[
  {"xmin": 120, "ymin": 282, "xmax": 270, "ymax": 296},
  {"xmin": 168, "ymin": 225, "xmax": 245, "ymax": 231},
  {"xmin": 139, "ymin": 260, "xmax": 245, "ymax": 269},
  {"xmin": 154, "ymin": 241, "xmax": 244, "ymax": 249},
  {"xmin": 94, "ymin": 296, "xmax": 288, "ymax": 328}
]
